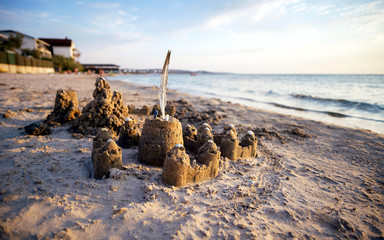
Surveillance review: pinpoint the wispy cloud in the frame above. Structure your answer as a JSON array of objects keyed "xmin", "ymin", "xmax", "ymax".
[
  {"xmin": 337, "ymin": 1, "xmax": 384, "ymax": 33},
  {"xmin": 118, "ymin": 10, "xmax": 126, "ymax": 16},
  {"xmin": 174, "ymin": 0, "xmax": 300, "ymax": 37},
  {"xmin": 89, "ymin": 2, "xmax": 120, "ymax": 8}
]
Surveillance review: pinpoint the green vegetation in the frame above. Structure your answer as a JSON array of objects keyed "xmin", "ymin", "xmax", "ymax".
[
  {"xmin": 1, "ymin": 34, "xmax": 23, "ymax": 51},
  {"xmin": 21, "ymin": 48, "xmax": 42, "ymax": 59},
  {"xmin": 52, "ymin": 55, "xmax": 83, "ymax": 72}
]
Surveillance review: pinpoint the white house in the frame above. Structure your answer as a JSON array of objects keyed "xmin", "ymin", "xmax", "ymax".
[
  {"xmin": 39, "ymin": 37, "xmax": 80, "ymax": 60},
  {"xmin": 0, "ymin": 30, "xmax": 52, "ymax": 58}
]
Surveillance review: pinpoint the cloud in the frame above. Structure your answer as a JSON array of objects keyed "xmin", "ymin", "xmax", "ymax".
[
  {"xmin": 337, "ymin": 1, "xmax": 384, "ymax": 33},
  {"xmin": 174, "ymin": 0, "xmax": 300, "ymax": 37},
  {"xmin": 81, "ymin": 28, "xmax": 103, "ymax": 34},
  {"xmin": 89, "ymin": 2, "xmax": 120, "ymax": 8},
  {"xmin": 118, "ymin": 10, "xmax": 126, "ymax": 16}
]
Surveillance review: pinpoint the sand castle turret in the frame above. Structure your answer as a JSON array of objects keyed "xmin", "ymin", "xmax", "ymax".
[
  {"xmin": 138, "ymin": 116, "xmax": 183, "ymax": 166},
  {"xmin": 162, "ymin": 140, "xmax": 220, "ymax": 187},
  {"xmin": 92, "ymin": 128, "xmax": 123, "ymax": 179},
  {"xmin": 71, "ymin": 77, "xmax": 129, "ymax": 135},
  {"xmin": 183, "ymin": 124, "xmax": 197, "ymax": 153},
  {"xmin": 117, "ymin": 117, "xmax": 141, "ymax": 148},
  {"xmin": 220, "ymin": 125, "xmax": 257, "ymax": 160},
  {"xmin": 46, "ymin": 89, "xmax": 81, "ymax": 125},
  {"xmin": 196, "ymin": 123, "xmax": 214, "ymax": 152}
]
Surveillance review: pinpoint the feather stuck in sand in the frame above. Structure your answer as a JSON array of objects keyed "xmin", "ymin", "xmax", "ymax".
[{"xmin": 159, "ymin": 50, "xmax": 171, "ymax": 120}]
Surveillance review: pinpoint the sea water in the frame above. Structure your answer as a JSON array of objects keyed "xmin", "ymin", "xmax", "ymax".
[{"xmin": 108, "ymin": 74, "xmax": 384, "ymax": 134}]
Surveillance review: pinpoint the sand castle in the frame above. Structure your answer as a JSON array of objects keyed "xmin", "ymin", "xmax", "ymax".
[
  {"xmin": 162, "ymin": 141, "xmax": 220, "ymax": 187},
  {"xmin": 183, "ymin": 123, "xmax": 258, "ymax": 161},
  {"xmin": 117, "ymin": 117, "xmax": 141, "ymax": 148},
  {"xmin": 46, "ymin": 89, "xmax": 81, "ymax": 125},
  {"xmin": 72, "ymin": 77, "xmax": 129, "ymax": 135},
  {"xmin": 219, "ymin": 124, "xmax": 258, "ymax": 160},
  {"xmin": 138, "ymin": 116, "xmax": 183, "ymax": 166},
  {"xmin": 92, "ymin": 128, "xmax": 123, "ymax": 179}
]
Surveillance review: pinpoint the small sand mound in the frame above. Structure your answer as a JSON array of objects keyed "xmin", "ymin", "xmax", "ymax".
[
  {"xmin": 71, "ymin": 77, "xmax": 129, "ymax": 135},
  {"xmin": 46, "ymin": 89, "xmax": 81, "ymax": 125}
]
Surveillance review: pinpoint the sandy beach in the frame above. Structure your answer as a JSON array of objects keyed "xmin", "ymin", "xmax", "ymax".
[{"xmin": 0, "ymin": 73, "xmax": 383, "ymax": 239}]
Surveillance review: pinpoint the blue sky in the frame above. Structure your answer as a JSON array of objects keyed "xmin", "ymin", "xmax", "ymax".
[{"xmin": 1, "ymin": 0, "xmax": 383, "ymax": 73}]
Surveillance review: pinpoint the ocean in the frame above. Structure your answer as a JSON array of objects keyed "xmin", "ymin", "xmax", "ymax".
[{"xmin": 108, "ymin": 74, "xmax": 384, "ymax": 135}]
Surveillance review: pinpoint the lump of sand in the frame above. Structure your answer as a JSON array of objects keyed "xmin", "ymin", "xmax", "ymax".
[
  {"xmin": 24, "ymin": 122, "xmax": 52, "ymax": 135},
  {"xmin": 46, "ymin": 89, "xmax": 81, "ymax": 125},
  {"xmin": 71, "ymin": 77, "xmax": 129, "ymax": 136}
]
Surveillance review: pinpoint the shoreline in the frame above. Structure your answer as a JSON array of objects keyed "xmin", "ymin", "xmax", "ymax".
[
  {"xmin": 0, "ymin": 73, "xmax": 383, "ymax": 239},
  {"xmin": 108, "ymin": 73, "xmax": 384, "ymax": 135}
]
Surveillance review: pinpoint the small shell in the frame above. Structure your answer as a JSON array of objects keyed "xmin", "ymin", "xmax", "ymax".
[
  {"xmin": 208, "ymin": 139, "xmax": 214, "ymax": 143},
  {"xmin": 228, "ymin": 124, "xmax": 235, "ymax": 128},
  {"xmin": 247, "ymin": 131, "xmax": 255, "ymax": 135},
  {"xmin": 125, "ymin": 117, "xmax": 132, "ymax": 122},
  {"xmin": 175, "ymin": 144, "xmax": 183, "ymax": 148}
]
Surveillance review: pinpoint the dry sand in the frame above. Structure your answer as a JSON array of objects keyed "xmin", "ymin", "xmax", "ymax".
[{"xmin": 0, "ymin": 73, "xmax": 383, "ymax": 239}]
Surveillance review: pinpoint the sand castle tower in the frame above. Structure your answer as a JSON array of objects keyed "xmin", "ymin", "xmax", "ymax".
[
  {"xmin": 137, "ymin": 51, "xmax": 184, "ymax": 166},
  {"xmin": 138, "ymin": 116, "xmax": 183, "ymax": 166},
  {"xmin": 162, "ymin": 140, "xmax": 220, "ymax": 187},
  {"xmin": 196, "ymin": 123, "xmax": 214, "ymax": 151},
  {"xmin": 183, "ymin": 124, "xmax": 197, "ymax": 153},
  {"xmin": 117, "ymin": 117, "xmax": 141, "ymax": 148},
  {"xmin": 92, "ymin": 128, "xmax": 123, "ymax": 179},
  {"xmin": 46, "ymin": 89, "xmax": 81, "ymax": 125},
  {"xmin": 71, "ymin": 77, "xmax": 129, "ymax": 135}
]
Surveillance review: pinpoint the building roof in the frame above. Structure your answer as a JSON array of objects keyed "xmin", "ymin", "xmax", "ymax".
[
  {"xmin": 39, "ymin": 38, "xmax": 73, "ymax": 47},
  {"xmin": 82, "ymin": 64, "xmax": 120, "ymax": 69},
  {"xmin": 0, "ymin": 30, "xmax": 35, "ymax": 39}
]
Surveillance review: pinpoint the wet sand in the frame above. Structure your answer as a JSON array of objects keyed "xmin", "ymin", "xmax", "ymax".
[{"xmin": 0, "ymin": 73, "xmax": 383, "ymax": 239}]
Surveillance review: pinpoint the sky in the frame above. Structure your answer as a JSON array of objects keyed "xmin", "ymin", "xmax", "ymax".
[{"xmin": 0, "ymin": 0, "xmax": 383, "ymax": 74}]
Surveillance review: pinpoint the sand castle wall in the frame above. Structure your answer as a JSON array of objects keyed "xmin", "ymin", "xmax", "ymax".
[
  {"xmin": 162, "ymin": 141, "xmax": 220, "ymax": 187},
  {"xmin": 138, "ymin": 117, "xmax": 183, "ymax": 166}
]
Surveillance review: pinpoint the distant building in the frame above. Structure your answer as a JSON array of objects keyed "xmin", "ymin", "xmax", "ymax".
[
  {"xmin": 39, "ymin": 37, "xmax": 80, "ymax": 60},
  {"xmin": 0, "ymin": 30, "xmax": 52, "ymax": 58},
  {"xmin": 82, "ymin": 64, "xmax": 120, "ymax": 74}
]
